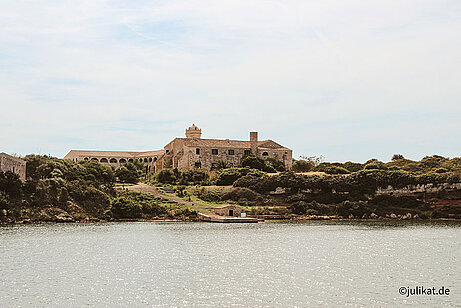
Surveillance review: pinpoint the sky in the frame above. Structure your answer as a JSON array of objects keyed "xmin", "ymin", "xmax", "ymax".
[{"xmin": 0, "ymin": 0, "xmax": 460, "ymax": 163}]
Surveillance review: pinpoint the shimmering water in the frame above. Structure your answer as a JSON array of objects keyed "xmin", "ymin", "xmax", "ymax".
[{"xmin": 0, "ymin": 221, "xmax": 460, "ymax": 307}]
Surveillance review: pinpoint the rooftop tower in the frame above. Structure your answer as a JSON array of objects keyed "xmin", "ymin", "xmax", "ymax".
[{"xmin": 186, "ymin": 124, "xmax": 202, "ymax": 139}]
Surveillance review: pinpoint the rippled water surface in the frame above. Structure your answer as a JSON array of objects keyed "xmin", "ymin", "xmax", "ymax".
[{"xmin": 1, "ymin": 221, "xmax": 460, "ymax": 307}]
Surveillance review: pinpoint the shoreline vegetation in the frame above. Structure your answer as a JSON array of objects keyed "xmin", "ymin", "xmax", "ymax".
[{"xmin": 1, "ymin": 154, "xmax": 461, "ymax": 224}]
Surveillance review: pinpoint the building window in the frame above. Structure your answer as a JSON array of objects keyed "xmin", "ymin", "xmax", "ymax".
[
  {"xmin": 211, "ymin": 162, "xmax": 217, "ymax": 170},
  {"xmin": 228, "ymin": 149, "xmax": 235, "ymax": 155},
  {"xmin": 149, "ymin": 157, "xmax": 152, "ymax": 162},
  {"xmin": 154, "ymin": 157, "xmax": 157, "ymax": 162},
  {"xmin": 212, "ymin": 149, "xmax": 218, "ymax": 155},
  {"xmin": 196, "ymin": 148, "xmax": 200, "ymax": 155},
  {"xmin": 262, "ymin": 152, "xmax": 268, "ymax": 156},
  {"xmin": 194, "ymin": 162, "xmax": 201, "ymax": 168},
  {"xmin": 244, "ymin": 150, "xmax": 251, "ymax": 155},
  {"xmin": 12, "ymin": 166, "xmax": 15, "ymax": 173}
]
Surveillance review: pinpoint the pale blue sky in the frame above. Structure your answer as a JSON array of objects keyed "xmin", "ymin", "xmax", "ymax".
[{"xmin": 0, "ymin": 0, "xmax": 460, "ymax": 162}]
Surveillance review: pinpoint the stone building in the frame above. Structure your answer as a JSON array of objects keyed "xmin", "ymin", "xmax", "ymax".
[
  {"xmin": 162, "ymin": 125, "xmax": 292, "ymax": 171},
  {"xmin": 64, "ymin": 124, "xmax": 292, "ymax": 172},
  {"xmin": 212, "ymin": 204, "xmax": 243, "ymax": 217},
  {"xmin": 64, "ymin": 150, "xmax": 164, "ymax": 173},
  {"xmin": 0, "ymin": 152, "xmax": 26, "ymax": 181}
]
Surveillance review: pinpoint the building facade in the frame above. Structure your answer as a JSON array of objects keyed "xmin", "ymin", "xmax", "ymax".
[
  {"xmin": 64, "ymin": 150, "xmax": 164, "ymax": 173},
  {"xmin": 64, "ymin": 125, "xmax": 293, "ymax": 172},
  {"xmin": 0, "ymin": 152, "xmax": 26, "ymax": 181}
]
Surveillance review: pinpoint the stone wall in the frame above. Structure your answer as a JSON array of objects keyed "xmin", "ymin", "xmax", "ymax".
[
  {"xmin": 376, "ymin": 183, "xmax": 461, "ymax": 196},
  {"xmin": 0, "ymin": 153, "xmax": 26, "ymax": 181}
]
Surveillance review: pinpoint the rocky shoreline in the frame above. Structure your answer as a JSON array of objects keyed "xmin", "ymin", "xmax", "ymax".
[{"xmin": 2, "ymin": 215, "xmax": 460, "ymax": 224}]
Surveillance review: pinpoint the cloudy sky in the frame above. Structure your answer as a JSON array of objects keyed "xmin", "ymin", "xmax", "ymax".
[{"xmin": 1, "ymin": 0, "xmax": 460, "ymax": 162}]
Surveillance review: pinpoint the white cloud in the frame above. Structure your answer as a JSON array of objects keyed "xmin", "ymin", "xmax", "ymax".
[{"xmin": 0, "ymin": 0, "xmax": 460, "ymax": 161}]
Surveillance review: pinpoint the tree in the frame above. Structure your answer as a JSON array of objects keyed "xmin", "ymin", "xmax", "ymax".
[
  {"xmin": 115, "ymin": 166, "xmax": 139, "ymax": 183},
  {"xmin": 265, "ymin": 157, "xmax": 286, "ymax": 172},
  {"xmin": 110, "ymin": 197, "xmax": 142, "ymax": 218},
  {"xmin": 215, "ymin": 160, "xmax": 231, "ymax": 170},
  {"xmin": 0, "ymin": 171, "xmax": 22, "ymax": 198},
  {"xmin": 240, "ymin": 155, "xmax": 266, "ymax": 171},
  {"xmin": 156, "ymin": 169, "xmax": 177, "ymax": 184},
  {"xmin": 391, "ymin": 154, "xmax": 405, "ymax": 161}
]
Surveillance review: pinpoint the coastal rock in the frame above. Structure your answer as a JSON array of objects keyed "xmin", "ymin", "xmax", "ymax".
[
  {"xmin": 348, "ymin": 214, "xmax": 354, "ymax": 219},
  {"xmin": 54, "ymin": 214, "xmax": 74, "ymax": 223},
  {"xmin": 370, "ymin": 213, "xmax": 378, "ymax": 219},
  {"xmin": 1, "ymin": 209, "xmax": 6, "ymax": 216},
  {"xmin": 413, "ymin": 214, "xmax": 420, "ymax": 219},
  {"xmin": 402, "ymin": 213, "xmax": 412, "ymax": 220},
  {"xmin": 390, "ymin": 213, "xmax": 397, "ymax": 219}
]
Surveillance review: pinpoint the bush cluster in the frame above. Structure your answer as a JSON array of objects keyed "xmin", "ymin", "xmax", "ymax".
[
  {"xmin": 240, "ymin": 155, "xmax": 284, "ymax": 173},
  {"xmin": 109, "ymin": 190, "xmax": 169, "ymax": 219},
  {"xmin": 154, "ymin": 168, "xmax": 209, "ymax": 185},
  {"xmin": 216, "ymin": 167, "xmax": 266, "ymax": 186},
  {"xmin": 0, "ymin": 155, "xmax": 116, "ymax": 220}
]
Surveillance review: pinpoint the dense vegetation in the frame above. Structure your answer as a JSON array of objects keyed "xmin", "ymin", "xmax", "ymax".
[
  {"xmin": 1, "ymin": 153, "xmax": 460, "ymax": 222},
  {"xmin": 292, "ymin": 154, "xmax": 461, "ymax": 175},
  {"xmin": 0, "ymin": 155, "xmax": 183, "ymax": 222}
]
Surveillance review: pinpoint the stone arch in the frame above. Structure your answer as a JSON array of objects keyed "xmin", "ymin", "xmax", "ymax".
[
  {"xmin": 148, "ymin": 157, "xmax": 152, "ymax": 162},
  {"xmin": 110, "ymin": 158, "xmax": 117, "ymax": 164},
  {"xmin": 154, "ymin": 157, "xmax": 157, "ymax": 162},
  {"xmin": 100, "ymin": 158, "xmax": 108, "ymax": 163},
  {"xmin": 91, "ymin": 158, "xmax": 98, "ymax": 161},
  {"xmin": 84, "ymin": 157, "xmax": 89, "ymax": 161},
  {"xmin": 128, "ymin": 158, "xmax": 134, "ymax": 163},
  {"xmin": 119, "ymin": 158, "xmax": 127, "ymax": 164},
  {"xmin": 262, "ymin": 151, "xmax": 269, "ymax": 156},
  {"xmin": 143, "ymin": 158, "xmax": 148, "ymax": 163}
]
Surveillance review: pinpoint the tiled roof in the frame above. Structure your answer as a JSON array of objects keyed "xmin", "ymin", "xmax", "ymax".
[
  {"xmin": 64, "ymin": 150, "xmax": 164, "ymax": 159},
  {"xmin": 176, "ymin": 138, "xmax": 290, "ymax": 150}
]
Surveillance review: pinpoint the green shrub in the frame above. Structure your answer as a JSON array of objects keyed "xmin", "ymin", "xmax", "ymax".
[
  {"xmin": 240, "ymin": 155, "xmax": 266, "ymax": 171},
  {"xmin": 364, "ymin": 161, "xmax": 386, "ymax": 170},
  {"xmin": 156, "ymin": 169, "xmax": 177, "ymax": 184},
  {"xmin": 0, "ymin": 171, "xmax": 22, "ymax": 198},
  {"xmin": 233, "ymin": 175, "xmax": 261, "ymax": 188},
  {"xmin": 265, "ymin": 157, "xmax": 286, "ymax": 172},
  {"xmin": 292, "ymin": 159, "xmax": 314, "ymax": 172},
  {"xmin": 289, "ymin": 201, "xmax": 329, "ymax": 215},
  {"xmin": 325, "ymin": 166, "xmax": 350, "ymax": 175},
  {"xmin": 216, "ymin": 168, "xmax": 243, "ymax": 186},
  {"xmin": 196, "ymin": 188, "xmax": 225, "ymax": 202},
  {"xmin": 110, "ymin": 197, "xmax": 142, "ymax": 218},
  {"xmin": 222, "ymin": 187, "xmax": 262, "ymax": 202},
  {"xmin": 181, "ymin": 170, "xmax": 209, "ymax": 184},
  {"xmin": 343, "ymin": 162, "xmax": 363, "ymax": 172},
  {"xmin": 115, "ymin": 165, "xmax": 139, "ymax": 183}
]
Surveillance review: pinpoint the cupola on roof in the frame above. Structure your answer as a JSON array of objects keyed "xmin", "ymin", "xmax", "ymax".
[{"xmin": 186, "ymin": 124, "xmax": 202, "ymax": 138}]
